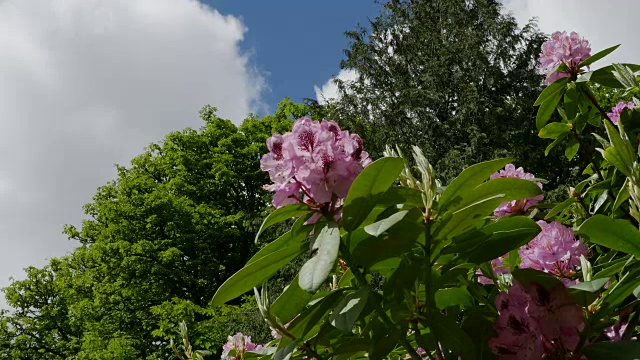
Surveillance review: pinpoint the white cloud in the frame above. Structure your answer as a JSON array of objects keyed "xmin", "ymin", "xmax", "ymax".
[
  {"xmin": 503, "ymin": 0, "xmax": 640, "ymax": 65},
  {"xmin": 0, "ymin": 0, "xmax": 265, "ymax": 304},
  {"xmin": 314, "ymin": 69, "xmax": 358, "ymax": 105}
]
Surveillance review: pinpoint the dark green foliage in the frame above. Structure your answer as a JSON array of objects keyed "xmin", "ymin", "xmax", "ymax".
[
  {"xmin": 0, "ymin": 99, "xmax": 319, "ymax": 359},
  {"xmin": 330, "ymin": 0, "xmax": 584, "ymax": 189}
]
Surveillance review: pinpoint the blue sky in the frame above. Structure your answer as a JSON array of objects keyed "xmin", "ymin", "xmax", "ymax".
[{"xmin": 205, "ymin": 0, "xmax": 381, "ymax": 113}]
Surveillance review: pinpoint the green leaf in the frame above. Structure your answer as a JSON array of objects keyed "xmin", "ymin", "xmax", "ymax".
[
  {"xmin": 534, "ymin": 77, "xmax": 568, "ymax": 106},
  {"xmin": 604, "ymin": 147, "xmax": 633, "ymax": 177},
  {"xmin": 434, "ymin": 178, "xmax": 543, "ymax": 240},
  {"xmin": 582, "ymin": 341, "xmax": 640, "ymax": 360},
  {"xmin": 438, "ymin": 158, "xmax": 514, "ymax": 212},
  {"xmin": 570, "ymin": 277, "xmax": 610, "ymax": 292},
  {"xmin": 538, "ymin": 122, "xmax": 570, "ymax": 139},
  {"xmin": 435, "ymin": 287, "xmax": 472, "ymax": 310},
  {"xmin": 578, "ymin": 44, "xmax": 620, "ymax": 68},
  {"xmin": 565, "ymin": 137, "xmax": 580, "ymax": 160},
  {"xmin": 452, "ymin": 216, "xmax": 540, "ymax": 264},
  {"xmin": 544, "ymin": 198, "xmax": 577, "ymax": 220},
  {"xmin": 599, "ymin": 268, "xmax": 640, "ymax": 317},
  {"xmin": 536, "ymin": 82, "xmax": 567, "ymax": 130},
  {"xmin": 288, "ymin": 290, "xmax": 345, "ymax": 339},
  {"xmin": 255, "ymin": 203, "xmax": 311, "ymax": 243},
  {"xmin": 299, "ymin": 222, "xmax": 341, "ymax": 293},
  {"xmin": 578, "ymin": 215, "xmax": 640, "ymax": 257},
  {"xmin": 364, "ymin": 209, "xmax": 410, "ymax": 237},
  {"xmin": 351, "ymin": 215, "xmax": 422, "ymax": 267},
  {"xmin": 604, "ymin": 119, "xmax": 635, "ymax": 176},
  {"xmin": 329, "ymin": 287, "xmax": 370, "ymax": 332},
  {"xmin": 613, "ymin": 63, "xmax": 638, "ymax": 89},
  {"xmin": 429, "ymin": 313, "xmax": 476, "ymax": 360},
  {"xmin": 271, "ymin": 274, "xmax": 314, "ymax": 324},
  {"xmin": 544, "ymin": 133, "xmax": 568, "ymax": 156},
  {"xmin": 247, "ymin": 216, "xmax": 312, "ymax": 266},
  {"xmin": 211, "ymin": 245, "xmax": 305, "ymax": 306},
  {"xmin": 342, "ymin": 157, "xmax": 405, "ymax": 231},
  {"xmin": 511, "ymin": 268, "xmax": 563, "ymax": 291},
  {"xmin": 578, "ymin": 64, "xmax": 640, "ymax": 88},
  {"xmin": 614, "ymin": 180, "xmax": 631, "ymax": 211}
]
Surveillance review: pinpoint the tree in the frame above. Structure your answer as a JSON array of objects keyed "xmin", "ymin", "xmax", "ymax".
[
  {"xmin": 330, "ymin": 0, "xmax": 584, "ymax": 188},
  {"xmin": 0, "ymin": 99, "xmax": 321, "ymax": 359}
]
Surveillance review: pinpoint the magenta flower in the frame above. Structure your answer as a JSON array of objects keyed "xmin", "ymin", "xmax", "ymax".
[
  {"xmin": 607, "ymin": 101, "xmax": 635, "ymax": 125},
  {"xmin": 261, "ymin": 117, "xmax": 371, "ymax": 214},
  {"xmin": 519, "ymin": 221, "xmax": 588, "ymax": 286},
  {"xmin": 489, "ymin": 281, "xmax": 583, "ymax": 359},
  {"xmin": 221, "ymin": 333, "xmax": 264, "ymax": 359},
  {"xmin": 538, "ymin": 31, "xmax": 591, "ymax": 85},
  {"xmin": 490, "ymin": 164, "xmax": 543, "ymax": 218}
]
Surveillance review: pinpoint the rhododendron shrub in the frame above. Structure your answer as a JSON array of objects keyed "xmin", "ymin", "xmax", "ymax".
[{"xmin": 209, "ymin": 34, "xmax": 640, "ymax": 360}]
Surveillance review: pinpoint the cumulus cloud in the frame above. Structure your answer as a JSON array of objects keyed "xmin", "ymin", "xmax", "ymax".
[
  {"xmin": 314, "ymin": 69, "xmax": 358, "ymax": 105},
  {"xmin": 503, "ymin": 0, "xmax": 640, "ymax": 64},
  {"xmin": 0, "ymin": 0, "xmax": 264, "ymax": 302}
]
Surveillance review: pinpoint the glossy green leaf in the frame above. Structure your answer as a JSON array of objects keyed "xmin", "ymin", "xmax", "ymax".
[
  {"xmin": 512, "ymin": 268, "xmax": 563, "ymax": 291},
  {"xmin": 247, "ymin": 216, "xmax": 311, "ymax": 266},
  {"xmin": 364, "ymin": 209, "xmax": 410, "ymax": 237},
  {"xmin": 329, "ymin": 287, "xmax": 370, "ymax": 332},
  {"xmin": 570, "ymin": 277, "xmax": 610, "ymax": 292},
  {"xmin": 614, "ymin": 180, "xmax": 631, "ymax": 211},
  {"xmin": 604, "ymin": 120, "xmax": 635, "ymax": 176},
  {"xmin": 538, "ymin": 122, "xmax": 570, "ymax": 139},
  {"xmin": 544, "ymin": 133, "xmax": 568, "ymax": 156},
  {"xmin": 429, "ymin": 313, "xmax": 476, "ymax": 360},
  {"xmin": 536, "ymin": 83, "xmax": 566, "ymax": 130},
  {"xmin": 452, "ymin": 216, "xmax": 540, "ymax": 264},
  {"xmin": 255, "ymin": 203, "xmax": 311, "ymax": 242},
  {"xmin": 288, "ymin": 290, "xmax": 345, "ymax": 339},
  {"xmin": 212, "ymin": 245, "xmax": 305, "ymax": 306},
  {"xmin": 271, "ymin": 274, "xmax": 314, "ymax": 324},
  {"xmin": 435, "ymin": 287, "xmax": 472, "ymax": 310},
  {"xmin": 565, "ymin": 137, "xmax": 580, "ymax": 160},
  {"xmin": 299, "ymin": 222, "xmax": 341, "ymax": 293},
  {"xmin": 342, "ymin": 157, "xmax": 405, "ymax": 231},
  {"xmin": 438, "ymin": 157, "xmax": 514, "ymax": 212},
  {"xmin": 534, "ymin": 77, "xmax": 568, "ymax": 106},
  {"xmin": 578, "ymin": 44, "xmax": 620, "ymax": 68},
  {"xmin": 578, "ymin": 215, "xmax": 640, "ymax": 257},
  {"xmin": 612, "ymin": 63, "xmax": 638, "ymax": 89},
  {"xmin": 544, "ymin": 198, "xmax": 577, "ymax": 220}
]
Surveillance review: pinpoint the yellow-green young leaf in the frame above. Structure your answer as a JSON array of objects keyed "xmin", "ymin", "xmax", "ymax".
[
  {"xmin": 538, "ymin": 122, "xmax": 570, "ymax": 139},
  {"xmin": 578, "ymin": 215, "xmax": 640, "ymax": 258},
  {"xmin": 211, "ymin": 245, "xmax": 305, "ymax": 306},
  {"xmin": 438, "ymin": 157, "xmax": 514, "ymax": 212},
  {"xmin": 342, "ymin": 157, "xmax": 405, "ymax": 231},
  {"xmin": 299, "ymin": 223, "xmax": 341, "ymax": 293}
]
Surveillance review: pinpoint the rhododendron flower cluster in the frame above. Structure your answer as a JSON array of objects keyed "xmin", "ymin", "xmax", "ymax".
[
  {"xmin": 538, "ymin": 31, "xmax": 591, "ymax": 85},
  {"xmin": 607, "ymin": 101, "xmax": 635, "ymax": 125},
  {"xmin": 222, "ymin": 333, "xmax": 264, "ymax": 359},
  {"xmin": 489, "ymin": 281, "xmax": 583, "ymax": 359},
  {"xmin": 519, "ymin": 221, "xmax": 588, "ymax": 286},
  {"xmin": 490, "ymin": 164, "xmax": 543, "ymax": 218},
  {"xmin": 261, "ymin": 117, "xmax": 371, "ymax": 211}
]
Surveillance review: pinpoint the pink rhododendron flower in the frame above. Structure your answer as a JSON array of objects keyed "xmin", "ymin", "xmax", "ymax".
[
  {"xmin": 478, "ymin": 254, "xmax": 511, "ymax": 285},
  {"xmin": 489, "ymin": 281, "xmax": 583, "ymax": 359},
  {"xmin": 222, "ymin": 333, "xmax": 264, "ymax": 359},
  {"xmin": 607, "ymin": 101, "xmax": 635, "ymax": 125},
  {"xmin": 538, "ymin": 31, "xmax": 591, "ymax": 85},
  {"xmin": 490, "ymin": 164, "xmax": 543, "ymax": 218},
  {"xmin": 519, "ymin": 221, "xmax": 588, "ymax": 286},
  {"xmin": 261, "ymin": 117, "xmax": 371, "ymax": 216}
]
